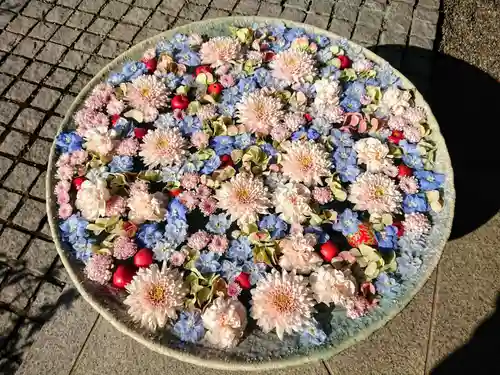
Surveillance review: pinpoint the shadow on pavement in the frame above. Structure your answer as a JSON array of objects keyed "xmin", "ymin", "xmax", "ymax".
[{"xmin": 372, "ymin": 45, "xmax": 500, "ymax": 241}]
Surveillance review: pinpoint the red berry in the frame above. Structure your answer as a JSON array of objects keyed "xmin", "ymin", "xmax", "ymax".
[
  {"xmin": 263, "ymin": 51, "xmax": 275, "ymax": 62},
  {"xmin": 171, "ymin": 95, "xmax": 189, "ymax": 110},
  {"xmin": 112, "ymin": 265, "xmax": 136, "ymax": 289},
  {"xmin": 388, "ymin": 130, "xmax": 404, "ymax": 144},
  {"xmin": 320, "ymin": 241, "xmax": 339, "ymax": 262},
  {"xmin": 207, "ymin": 82, "xmax": 223, "ymax": 96},
  {"xmin": 398, "ymin": 164, "xmax": 413, "ymax": 178},
  {"xmin": 304, "ymin": 113, "xmax": 313, "ymax": 122},
  {"xmin": 393, "ymin": 222, "xmax": 405, "ymax": 237},
  {"xmin": 168, "ymin": 188, "xmax": 182, "ymax": 197},
  {"xmin": 235, "ymin": 272, "xmax": 251, "ymax": 289},
  {"xmin": 111, "ymin": 114, "xmax": 121, "ymax": 126},
  {"xmin": 220, "ymin": 154, "xmax": 234, "ymax": 167},
  {"xmin": 123, "ymin": 221, "xmax": 137, "ymax": 237},
  {"xmin": 134, "ymin": 128, "xmax": 148, "ymax": 139},
  {"xmin": 195, "ymin": 65, "xmax": 212, "ymax": 75},
  {"xmin": 338, "ymin": 55, "xmax": 351, "ymax": 69},
  {"xmin": 72, "ymin": 177, "xmax": 86, "ymax": 191},
  {"xmin": 144, "ymin": 59, "xmax": 157, "ymax": 73},
  {"xmin": 134, "ymin": 248, "xmax": 154, "ymax": 268}
]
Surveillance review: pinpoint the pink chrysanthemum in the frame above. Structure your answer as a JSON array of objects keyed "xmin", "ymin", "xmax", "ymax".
[
  {"xmin": 227, "ymin": 282, "xmax": 242, "ymax": 298},
  {"xmin": 250, "ymin": 270, "xmax": 314, "ymax": 340},
  {"xmin": 403, "ymin": 126, "xmax": 422, "ymax": 143},
  {"xmin": 191, "ymin": 131, "xmax": 209, "ymax": 149},
  {"xmin": 187, "ymin": 231, "xmax": 212, "ymax": 251},
  {"xmin": 199, "ymin": 197, "xmax": 217, "ymax": 216},
  {"xmin": 312, "ymin": 187, "xmax": 333, "ymax": 204},
  {"xmin": 284, "ymin": 112, "xmax": 306, "ymax": 132},
  {"xmin": 113, "ymin": 235, "xmax": 138, "ymax": 259},
  {"xmin": 199, "ymin": 36, "xmax": 241, "ymax": 66},
  {"xmin": 69, "ymin": 150, "xmax": 88, "ymax": 166},
  {"xmin": 348, "ymin": 172, "xmax": 402, "ymax": 215},
  {"xmin": 56, "ymin": 190, "xmax": 70, "ymax": 205},
  {"xmin": 178, "ymin": 191, "xmax": 198, "ymax": 211},
  {"xmin": 139, "ymin": 128, "xmax": 187, "ymax": 168},
  {"xmin": 278, "ymin": 232, "xmax": 322, "ymax": 274},
  {"xmin": 84, "ymin": 83, "xmax": 113, "ymax": 111},
  {"xmin": 196, "ymin": 185, "xmax": 212, "ymax": 199},
  {"xmin": 387, "ymin": 115, "xmax": 407, "ymax": 131},
  {"xmin": 106, "ymin": 95, "xmax": 125, "ymax": 116},
  {"xmin": 270, "ymin": 124, "xmax": 291, "ymax": 142},
  {"xmin": 236, "ymin": 89, "xmax": 283, "ymax": 135},
  {"xmin": 281, "ymin": 141, "xmax": 331, "ymax": 186},
  {"xmin": 403, "ymin": 107, "xmax": 426, "ymax": 124},
  {"xmin": 170, "ymin": 251, "xmax": 186, "ymax": 267},
  {"xmin": 354, "ymin": 138, "xmax": 390, "ymax": 173},
  {"xmin": 399, "ymin": 176, "xmax": 419, "ymax": 194},
  {"xmin": 58, "ymin": 203, "xmax": 73, "ymax": 219},
  {"xmin": 56, "ymin": 164, "xmax": 73, "ymax": 181},
  {"xmin": 116, "ymin": 137, "xmax": 139, "ymax": 156},
  {"xmin": 74, "ymin": 109, "xmax": 109, "ymax": 138},
  {"xmin": 197, "ymin": 104, "xmax": 218, "ymax": 121},
  {"xmin": 54, "ymin": 180, "xmax": 71, "ymax": 196},
  {"xmin": 270, "ymin": 49, "xmax": 316, "ymax": 85},
  {"xmin": 219, "ymin": 74, "xmax": 235, "ymax": 88},
  {"xmin": 85, "ymin": 254, "xmax": 113, "ymax": 285},
  {"xmin": 106, "ymin": 196, "xmax": 127, "ymax": 217},
  {"xmin": 215, "ymin": 173, "xmax": 271, "ymax": 226},
  {"xmin": 124, "ymin": 264, "xmax": 188, "ymax": 331},
  {"xmin": 125, "ymin": 75, "xmax": 169, "ymax": 122},
  {"xmin": 208, "ymin": 235, "xmax": 229, "ymax": 254},
  {"xmin": 180, "ymin": 173, "xmax": 200, "ymax": 190},
  {"xmin": 403, "ymin": 213, "xmax": 431, "ymax": 238}
]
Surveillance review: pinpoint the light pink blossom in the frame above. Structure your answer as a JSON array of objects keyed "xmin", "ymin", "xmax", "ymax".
[
  {"xmin": 180, "ymin": 173, "xmax": 200, "ymax": 190},
  {"xmin": 208, "ymin": 235, "xmax": 229, "ymax": 254},
  {"xmin": 105, "ymin": 196, "xmax": 127, "ymax": 216},
  {"xmin": 115, "ymin": 137, "xmax": 139, "ymax": 156},
  {"xmin": 191, "ymin": 131, "xmax": 209, "ymax": 149},
  {"xmin": 219, "ymin": 74, "xmax": 235, "ymax": 87},
  {"xmin": 187, "ymin": 231, "xmax": 212, "ymax": 251},
  {"xmin": 58, "ymin": 203, "xmax": 73, "ymax": 219},
  {"xmin": 312, "ymin": 187, "xmax": 333, "ymax": 204},
  {"xmin": 199, "ymin": 197, "xmax": 218, "ymax": 216}
]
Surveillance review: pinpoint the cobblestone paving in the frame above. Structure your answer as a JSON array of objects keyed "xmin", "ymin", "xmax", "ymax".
[{"xmin": 0, "ymin": 0, "xmax": 440, "ymax": 373}]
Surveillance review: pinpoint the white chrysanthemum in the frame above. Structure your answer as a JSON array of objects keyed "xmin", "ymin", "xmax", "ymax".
[
  {"xmin": 349, "ymin": 172, "xmax": 402, "ymax": 214},
  {"xmin": 215, "ymin": 173, "xmax": 271, "ymax": 226},
  {"xmin": 199, "ymin": 36, "xmax": 241, "ymax": 66},
  {"xmin": 236, "ymin": 89, "xmax": 284, "ymax": 135},
  {"xmin": 127, "ymin": 180, "xmax": 166, "ymax": 224},
  {"xmin": 380, "ymin": 86, "xmax": 411, "ymax": 116},
  {"xmin": 403, "ymin": 213, "xmax": 431, "ymax": 238},
  {"xmin": 202, "ymin": 297, "xmax": 247, "ymax": 348},
  {"xmin": 281, "ymin": 141, "xmax": 331, "ymax": 186},
  {"xmin": 273, "ymin": 182, "xmax": 312, "ymax": 224},
  {"xmin": 251, "ymin": 270, "xmax": 314, "ymax": 340},
  {"xmin": 312, "ymin": 78, "xmax": 344, "ymax": 122},
  {"xmin": 403, "ymin": 106, "xmax": 426, "ymax": 124},
  {"xmin": 310, "ymin": 265, "xmax": 357, "ymax": 306},
  {"xmin": 85, "ymin": 129, "xmax": 115, "ymax": 156},
  {"xmin": 139, "ymin": 128, "xmax": 187, "ymax": 168},
  {"xmin": 124, "ymin": 264, "xmax": 187, "ymax": 331},
  {"xmin": 278, "ymin": 232, "xmax": 322, "ymax": 274},
  {"xmin": 354, "ymin": 138, "xmax": 390, "ymax": 173},
  {"xmin": 75, "ymin": 179, "xmax": 110, "ymax": 221},
  {"xmin": 399, "ymin": 176, "xmax": 419, "ymax": 194},
  {"xmin": 196, "ymin": 104, "xmax": 218, "ymax": 121},
  {"xmin": 125, "ymin": 75, "xmax": 168, "ymax": 121},
  {"xmin": 270, "ymin": 49, "xmax": 316, "ymax": 85}
]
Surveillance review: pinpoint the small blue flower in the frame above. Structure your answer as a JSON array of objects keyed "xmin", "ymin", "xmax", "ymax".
[
  {"xmin": 237, "ymin": 77, "xmax": 258, "ymax": 93},
  {"xmin": 258, "ymin": 215, "xmax": 288, "ymax": 239},
  {"xmin": 333, "ymin": 145, "xmax": 357, "ymax": 166},
  {"xmin": 156, "ymin": 40, "xmax": 175, "ymax": 55},
  {"xmin": 195, "ymin": 251, "xmax": 221, "ymax": 273},
  {"xmin": 175, "ymin": 50, "xmax": 201, "ymax": 66},
  {"xmin": 211, "ymin": 136, "xmax": 234, "ymax": 156},
  {"xmin": 107, "ymin": 72, "xmax": 125, "ymax": 86},
  {"xmin": 376, "ymin": 64, "xmax": 401, "ymax": 88},
  {"xmin": 173, "ymin": 311, "xmax": 205, "ymax": 343},
  {"xmin": 396, "ymin": 251, "xmax": 422, "ymax": 279},
  {"xmin": 399, "ymin": 140, "xmax": 419, "ymax": 155},
  {"xmin": 284, "ymin": 27, "xmax": 306, "ymax": 42},
  {"xmin": 242, "ymin": 261, "xmax": 267, "ymax": 285},
  {"xmin": 330, "ymin": 128, "xmax": 354, "ymax": 147},
  {"xmin": 155, "ymin": 113, "xmax": 176, "ymax": 129},
  {"xmin": 206, "ymin": 213, "xmax": 232, "ymax": 235},
  {"xmin": 338, "ymin": 164, "xmax": 361, "ymax": 183},
  {"xmin": 375, "ymin": 225, "xmax": 398, "ymax": 249},
  {"xmin": 226, "ymin": 237, "xmax": 252, "ymax": 261},
  {"xmin": 320, "ymin": 66, "xmax": 341, "ymax": 79},
  {"xmin": 108, "ymin": 155, "xmax": 134, "ymax": 173},
  {"xmin": 402, "ymin": 154, "xmax": 424, "ymax": 170},
  {"xmin": 317, "ymin": 49, "xmax": 334, "ymax": 64},
  {"xmin": 374, "ymin": 272, "xmax": 399, "ymax": 297},
  {"xmin": 311, "ymin": 34, "xmax": 330, "ymax": 47},
  {"xmin": 181, "ymin": 154, "xmax": 204, "ymax": 173},
  {"xmin": 113, "ymin": 118, "xmax": 134, "ymax": 137},
  {"xmin": 200, "ymin": 155, "xmax": 221, "ymax": 175},
  {"xmin": 299, "ymin": 321, "xmax": 327, "ymax": 347},
  {"xmin": 310, "ymin": 117, "xmax": 332, "ymax": 136},
  {"xmin": 340, "ymin": 96, "xmax": 362, "ymax": 113},
  {"xmin": 261, "ymin": 143, "xmax": 278, "ymax": 157},
  {"xmin": 71, "ymin": 237, "xmax": 94, "ymax": 261},
  {"xmin": 344, "ymin": 82, "xmax": 366, "ymax": 101},
  {"xmin": 413, "ymin": 170, "xmax": 445, "ymax": 191},
  {"xmin": 307, "ymin": 128, "xmax": 320, "ymax": 140},
  {"xmin": 234, "ymin": 133, "xmax": 254, "ymax": 150},
  {"xmin": 171, "ymin": 34, "xmax": 189, "ymax": 50},
  {"xmin": 56, "ymin": 132, "xmax": 83, "ymax": 153},
  {"xmin": 153, "ymin": 220, "xmax": 188, "ymax": 261},
  {"xmin": 221, "ymin": 260, "xmax": 243, "ymax": 281},
  {"xmin": 403, "ymin": 193, "xmax": 428, "ymax": 213},
  {"xmin": 160, "ymin": 164, "xmax": 183, "ymax": 183},
  {"xmin": 304, "ymin": 226, "xmax": 330, "ymax": 244},
  {"xmin": 164, "ymin": 72, "xmax": 183, "ymax": 90},
  {"xmin": 136, "ymin": 223, "xmax": 164, "ymax": 249},
  {"xmin": 167, "ymin": 198, "xmax": 187, "ymax": 222},
  {"xmin": 178, "ymin": 116, "xmax": 201, "ymax": 136},
  {"xmin": 121, "ymin": 61, "xmax": 147, "ymax": 81},
  {"xmin": 59, "ymin": 214, "xmax": 88, "ymax": 243},
  {"xmin": 398, "ymin": 234, "xmax": 427, "ymax": 256},
  {"xmin": 332, "ymin": 208, "xmax": 360, "ymax": 236}
]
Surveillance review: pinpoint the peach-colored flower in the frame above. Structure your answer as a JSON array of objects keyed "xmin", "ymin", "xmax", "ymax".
[
  {"xmin": 178, "ymin": 191, "xmax": 198, "ymax": 211},
  {"xmin": 202, "ymin": 297, "xmax": 247, "ymax": 348},
  {"xmin": 85, "ymin": 130, "xmax": 115, "ymax": 156},
  {"xmin": 354, "ymin": 138, "xmax": 390, "ymax": 173},
  {"xmin": 219, "ymin": 74, "xmax": 235, "ymax": 87},
  {"xmin": 58, "ymin": 203, "xmax": 73, "ymax": 219},
  {"xmin": 278, "ymin": 232, "xmax": 322, "ymax": 274},
  {"xmin": 169, "ymin": 251, "xmax": 186, "ymax": 267},
  {"xmin": 115, "ymin": 137, "xmax": 139, "ymax": 156},
  {"xmin": 113, "ymin": 235, "xmax": 138, "ymax": 259},
  {"xmin": 180, "ymin": 173, "xmax": 200, "ymax": 190},
  {"xmin": 84, "ymin": 83, "xmax": 113, "ymax": 111},
  {"xmin": 125, "ymin": 75, "xmax": 168, "ymax": 122},
  {"xmin": 399, "ymin": 176, "xmax": 419, "ymax": 194},
  {"xmin": 199, "ymin": 37, "xmax": 241, "ymax": 66},
  {"xmin": 403, "ymin": 213, "xmax": 431, "ymax": 238},
  {"xmin": 312, "ymin": 78, "xmax": 343, "ymax": 122},
  {"xmin": 199, "ymin": 197, "xmax": 217, "ymax": 216},
  {"xmin": 75, "ymin": 179, "xmax": 110, "ymax": 221},
  {"xmin": 270, "ymin": 124, "xmax": 291, "ymax": 142},
  {"xmin": 270, "ymin": 49, "xmax": 316, "ymax": 85},
  {"xmin": 127, "ymin": 180, "xmax": 166, "ymax": 224},
  {"xmin": 196, "ymin": 104, "xmax": 218, "ymax": 121},
  {"xmin": 283, "ymin": 112, "xmax": 305, "ymax": 132},
  {"xmin": 309, "ymin": 265, "xmax": 357, "ymax": 306},
  {"xmin": 191, "ymin": 131, "xmax": 209, "ymax": 149},
  {"xmin": 106, "ymin": 95, "xmax": 125, "ymax": 116},
  {"xmin": 312, "ymin": 187, "xmax": 333, "ymax": 204},
  {"xmin": 139, "ymin": 128, "xmax": 187, "ymax": 168},
  {"xmin": 281, "ymin": 140, "xmax": 331, "ymax": 186},
  {"xmin": 273, "ymin": 182, "xmax": 312, "ymax": 224},
  {"xmin": 208, "ymin": 235, "xmax": 229, "ymax": 254},
  {"xmin": 187, "ymin": 231, "xmax": 212, "ymax": 251},
  {"xmin": 105, "ymin": 196, "xmax": 127, "ymax": 216},
  {"xmin": 74, "ymin": 109, "xmax": 109, "ymax": 138},
  {"xmin": 403, "ymin": 126, "xmax": 422, "ymax": 143},
  {"xmin": 236, "ymin": 89, "xmax": 283, "ymax": 135}
]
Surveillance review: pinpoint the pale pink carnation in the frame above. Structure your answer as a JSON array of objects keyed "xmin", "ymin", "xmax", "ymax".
[
  {"xmin": 74, "ymin": 109, "xmax": 109, "ymax": 138},
  {"xmin": 178, "ymin": 191, "xmax": 198, "ymax": 211},
  {"xmin": 106, "ymin": 95, "xmax": 125, "ymax": 116},
  {"xmin": 403, "ymin": 213, "xmax": 431, "ymax": 238},
  {"xmin": 208, "ymin": 235, "xmax": 229, "ymax": 254},
  {"xmin": 382, "ymin": 160, "xmax": 399, "ymax": 178},
  {"xmin": 125, "ymin": 75, "xmax": 168, "ymax": 122},
  {"xmin": 105, "ymin": 196, "xmax": 127, "ymax": 216},
  {"xmin": 403, "ymin": 126, "xmax": 422, "ymax": 143},
  {"xmin": 58, "ymin": 203, "xmax": 73, "ymax": 219},
  {"xmin": 354, "ymin": 138, "xmax": 390, "ymax": 173},
  {"xmin": 69, "ymin": 150, "xmax": 88, "ymax": 166},
  {"xmin": 191, "ymin": 131, "xmax": 209, "ymax": 149},
  {"xmin": 312, "ymin": 187, "xmax": 333, "ymax": 204},
  {"xmin": 85, "ymin": 131, "xmax": 115, "ymax": 156},
  {"xmin": 57, "ymin": 190, "xmax": 70, "ymax": 205},
  {"xmin": 236, "ymin": 89, "xmax": 283, "ymax": 135},
  {"xmin": 399, "ymin": 176, "xmax": 419, "ymax": 194},
  {"xmin": 281, "ymin": 141, "xmax": 331, "ymax": 186},
  {"xmin": 199, "ymin": 197, "xmax": 217, "ymax": 216},
  {"xmin": 180, "ymin": 173, "xmax": 200, "ymax": 190},
  {"xmin": 270, "ymin": 49, "xmax": 316, "ymax": 85},
  {"xmin": 187, "ymin": 231, "xmax": 212, "ymax": 251},
  {"xmin": 219, "ymin": 74, "xmax": 235, "ymax": 87},
  {"xmin": 196, "ymin": 184, "xmax": 212, "ymax": 198},
  {"xmin": 278, "ymin": 232, "xmax": 322, "ymax": 274},
  {"xmin": 310, "ymin": 265, "xmax": 357, "ymax": 306},
  {"xmin": 170, "ymin": 251, "xmax": 186, "ymax": 267},
  {"xmin": 139, "ymin": 128, "xmax": 187, "ymax": 168},
  {"xmin": 270, "ymin": 124, "xmax": 291, "ymax": 142},
  {"xmin": 202, "ymin": 297, "xmax": 247, "ymax": 348},
  {"xmin": 56, "ymin": 164, "xmax": 73, "ymax": 181},
  {"xmin": 387, "ymin": 115, "xmax": 407, "ymax": 131},
  {"xmin": 113, "ymin": 235, "xmax": 138, "ymax": 259},
  {"xmin": 197, "ymin": 104, "xmax": 218, "ymax": 121},
  {"xmin": 57, "ymin": 153, "xmax": 71, "ymax": 166},
  {"xmin": 227, "ymin": 282, "xmax": 242, "ymax": 298},
  {"xmin": 284, "ymin": 112, "xmax": 306, "ymax": 132},
  {"xmin": 116, "ymin": 137, "xmax": 139, "ymax": 156},
  {"xmin": 85, "ymin": 254, "xmax": 113, "ymax": 285},
  {"xmin": 312, "ymin": 78, "xmax": 344, "ymax": 122},
  {"xmin": 84, "ymin": 83, "xmax": 113, "ymax": 111},
  {"xmin": 127, "ymin": 180, "xmax": 166, "ymax": 224},
  {"xmin": 200, "ymin": 37, "xmax": 241, "ymax": 66}
]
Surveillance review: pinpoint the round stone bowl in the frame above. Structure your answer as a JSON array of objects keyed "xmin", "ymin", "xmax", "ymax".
[{"xmin": 46, "ymin": 16, "xmax": 455, "ymax": 371}]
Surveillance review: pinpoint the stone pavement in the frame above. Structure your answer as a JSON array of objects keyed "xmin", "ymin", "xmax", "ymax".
[{"xmin": 0, "ymin": 0, "xmax": 498, "ymax": 374}]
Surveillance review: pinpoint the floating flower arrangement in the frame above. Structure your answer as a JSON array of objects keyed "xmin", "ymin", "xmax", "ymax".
[{"xmin": 53, "ymin": 23, "xmax": 445, "ymax": 350}]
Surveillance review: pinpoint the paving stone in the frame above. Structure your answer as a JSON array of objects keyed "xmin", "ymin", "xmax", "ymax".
[
  {"xmin": 3, "ymin": 163, "xmax": 39, "ymax": 191},
  {"xmin": 22, "ymin": 0, "xmax": 53, "ymax": 19},
  {"xmin": 384, "ymin": 2, "xmax": 413, "ymax": 34},
  {"xmin": 0, "ymin": 10, "xmax": 15, "ymax": 28},
  {"xmin": 0, "ymin": 31, "xmax": 22, "ymax": 51},
  {"xmin": 109, "ymin": 23, "xmax": 139, "ymax": 42},
  {"xmin": 50, "ymin": 25, "xmax": 80, "ymax": 46},
  {"xmin": 45, "ymin": 6, "xmax": 73, "ymax": 24},
  {"xmin": 203, "ymin": 8, "xmax": 230, "ymax": 19},
  {"xmin": 74, "ymin": 32, "xmax": 102, "ymax": 53},
  {"xmin": 36, "ymin": 42, "xmax": 66, "ymax": 64},
  {"xmin": 305, "ymin": 13, "xmax": 329, "ymax": 28},
  {"xmin": 50, "ymin": 257, "xmax": 70, "ymax": 284},
  {"xmin": 31, "ymin": 87, "xmax": 61, "ymax": 110},
  {"xmin": 409, "ymin": 35, "xmax": 435, "ymax": 50},
  {"xmin": 179, "ymin": 3, "xmax": 206, "ymax": 20},
  {"xmin": 123, "ymin": 7, "xmax": 151, "ymax": 26},
  {"xmin": 5, "ymin": 81, "xmax": 36, "ymax": 103},
  {"xmin": 158, "ymin": 0, "xmax": 184, "ymax": 15},
  {"xmin": 30, "ymin": 171, "xmax": 46, "ymax": 199},
  {"xmin": 40, "ymin": 221, "xmax": 52, "ymax": 238},
  {"xmin": 6, "ymin": 16, "xmax": 37, "ymax": 35},
  {"xmin": 12, "ymin": 108, "xmax": 44, "ymax": 132},
  {"xmin": 66, "ymin": 10, "xmax": 93, "ymax": 30},
  {"xmin": 334, "ymin": 2, "xmax": 359, "ymax": 23},
  {"xmin": 411, "ymin": 18, "xmax": 437, "ymax": 39},
  {"xmin": 0, "ymin": 100, "xmax": 19, "ymax": 124},
  {"xmin": 414, "ymin": 6, "xmax": 439, "ymax": 24},
  {"xmin": 147, "ymin": 11, "xmax": 174, "ymax": 31},
  {"xmin": 13, "ymin": 37, "xmax": 44, "ymax": 58},
  {"xmin": 100, "ymin": 1, "xmax": 130, "ymax": 20},
  {"xmin": 0, "ymin": 55, "xmax": 28, "ymax": 75},
  {"xmin": 280, "ymin": 7, "xmax": 306, "ymax": 22},
  {"xmin": 22, "ymin": 62, "xmax": 50, "ymax": 85},
  {"xmin": 59, "ymin": 50, "xmax": 90, "ymax": 70},
  {"xmin": 79, "ymin": 0, "xmax": 107, "ymax": 13},
  {"xmin": 352, "ymin": 24, "xmax": 380, "ymax": 45},
  {"xmin": 357, "ymin": 8, "xmax": 384, "ymax": 29},
  {"xmin": 0, "ymin": 75, "xmax": 14, "ymax": 95},
  {"xmin": 83, "ymin": 55, "xmax": 111, "ymax": 75},
  {"xmin": 190, "ymin": 0, "xmax": 211, "ymax": 6},
  {"xmin": 0, "ymin": 0, "xmax": 29, "ymax": 12},
  {"xmin": 98, "ymin": 39, "xmax": 128, "ymax": 58},
  {"xmin": 55, "ymin": 94, "xmax": 76, "ymax": 115},
  {"xmin": 0, "ymin": 190, "xmax": 22, "ymax": 221},
  {"xmin": 28, "ymin": 21, "xmax": 58, "ymax": 41},
  {"xmin": 39, "ymin": 115, "xmax": 61, "ymax": 139},
  {"xmin": 13, "ymin": 197, "xmax": 46, "ymax": 236},
  {"xmin": 7, "ymin": 318, "xmax": 43, "ymax": 362},
  {"xmin": 0, "ymin": 130, "xmax": 29, "ymax": 156},
  {"xmin": 310, "ymin": 0, "xmax": 335, "ymax": 15},
  {"xmin": 0, "ymin": 155, "xmax": 13, "ymax": 178},
  {"xmin": 379, "ymin": 31, "xmax": 407, "ymax": 47},
  {"xmin": 24, "ymin": 139, "xmax": 52, "ymax": 165},
  {"xmin": 69, "ymin": 73, "xmax": 91, "ymax": 93},
  {"xmin": 28, "ymin": 282, "xmax": 62, "ymax": 319},
  {"xmin": 133, "ymin": 27, "xmax": 158, "ymax": 43},
  {"xmin": 210, "ymin": 0, "xmax": 238, "ymax": 10},
  {"xmin": 135, "ymin": 0, "xmax": 162, "ymax": 8},
  {"xmin": 58, "ymin": 0, "xmax": 81, "ymax": 6},
  {"xmin": 418, "ymin": 0, "xmax": 439, "ymax": 9},
  {"xmin": 257, "ymin": 2, "xmax": 282, "ymax": 17},
  {"xmin": 21, "ymin": 238, "xmax": 56, "ymax": 274},
  {"xmin": 285, "ymin": 0, "xmax": 310, "ymax": 9},
  {"xmin": 0, "ymin": 271, "xmax": 40, "ymax": 311},
  {"xmin": 0, "ymin": 309, "xmax": 18, "ymax": 348},
  {"xmin": 45, "ymin": 68, "xmax": 75, "ymax": 90},
  {"xmin": 171, "ymin": 17, "xmax": 191, "ymax": 28},
  {"xmin": 363, "ymin": 0, "xmax": 386, "ymax": 11},
  {"xmin": 88, "ymin": 17, "xmax": 115, "ymax": 36},
  {"xmin": 234, "ymin": 0, "xmax": 260, "ymax": 14}
]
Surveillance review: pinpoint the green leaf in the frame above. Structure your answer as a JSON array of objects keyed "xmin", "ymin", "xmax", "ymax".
[
  {"xmin": 195, "ymin": 72, "xmax": 214, "ymax": 85},
  {"xmin": 187, "ymin": 100, "xmax": 201, "ymax": 116},
  {"xmin": 231, "ymin": 149, "xmax": 243, "ymax": 164},
  {"xmin": 212, "ymin": 120, "xmax": 227, "ymax": 136},
  {"xmin": 197, "ymin": 287, "xmax": 212, "ymax": 305},
  {"xmin": 176, "ymin": 85, "xmax": 189, "ymax": 95}
]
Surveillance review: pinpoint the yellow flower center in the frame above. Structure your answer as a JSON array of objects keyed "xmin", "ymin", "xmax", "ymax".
[
  {"xmin": 374, "ymin": 187, "xmax": 385, "ymax": 197},
  {"xmin": 148, "ymin": 285, "xmax": 166, "ymax": 305},
  {"xmin": 299, "ymin": 155, "xmax": 313, "ymax": 171},
  {"xmin": 157, "ymin": 139, "xmax": 169, "ymax": 149},
  {"xmin": 271, "ymin": 291, "xmax": 294, "ymax": 313},
  {"xmin": 141, "ymin": 87, "xmax": 151, "ymax": 97},
  {"xmin": 236, "ymin": 188, "xmax": 251, "ymax": 203}
]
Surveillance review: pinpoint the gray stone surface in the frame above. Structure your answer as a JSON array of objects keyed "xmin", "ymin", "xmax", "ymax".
[
  {"xmin": 0, "ymin": 189, "xmax": 22, "ymax": 221},
  {"xmin": 0, "ymin": 130, "xmax": 29, "ymax": 156},
  {"xmin": 0, "ymin": 271, "xmax": 40, "ymax": 311},
  {"xmin": 13, "ymin": 199, "xmax": 47, "ymax": 231},
  {"xmin": 0, "ymin": 226, "xmax": 30, "ymax": 258},
  {"xmin": 28, "ymin": 282, "xmax": 62, "ymax": 318},
  {"xmin": 12, "ymin": 108, "xmax": 44, "ymax": 132},
  {"xmin": 3, "ymin": 163, "xmax": 39, "ymax": 191}
]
